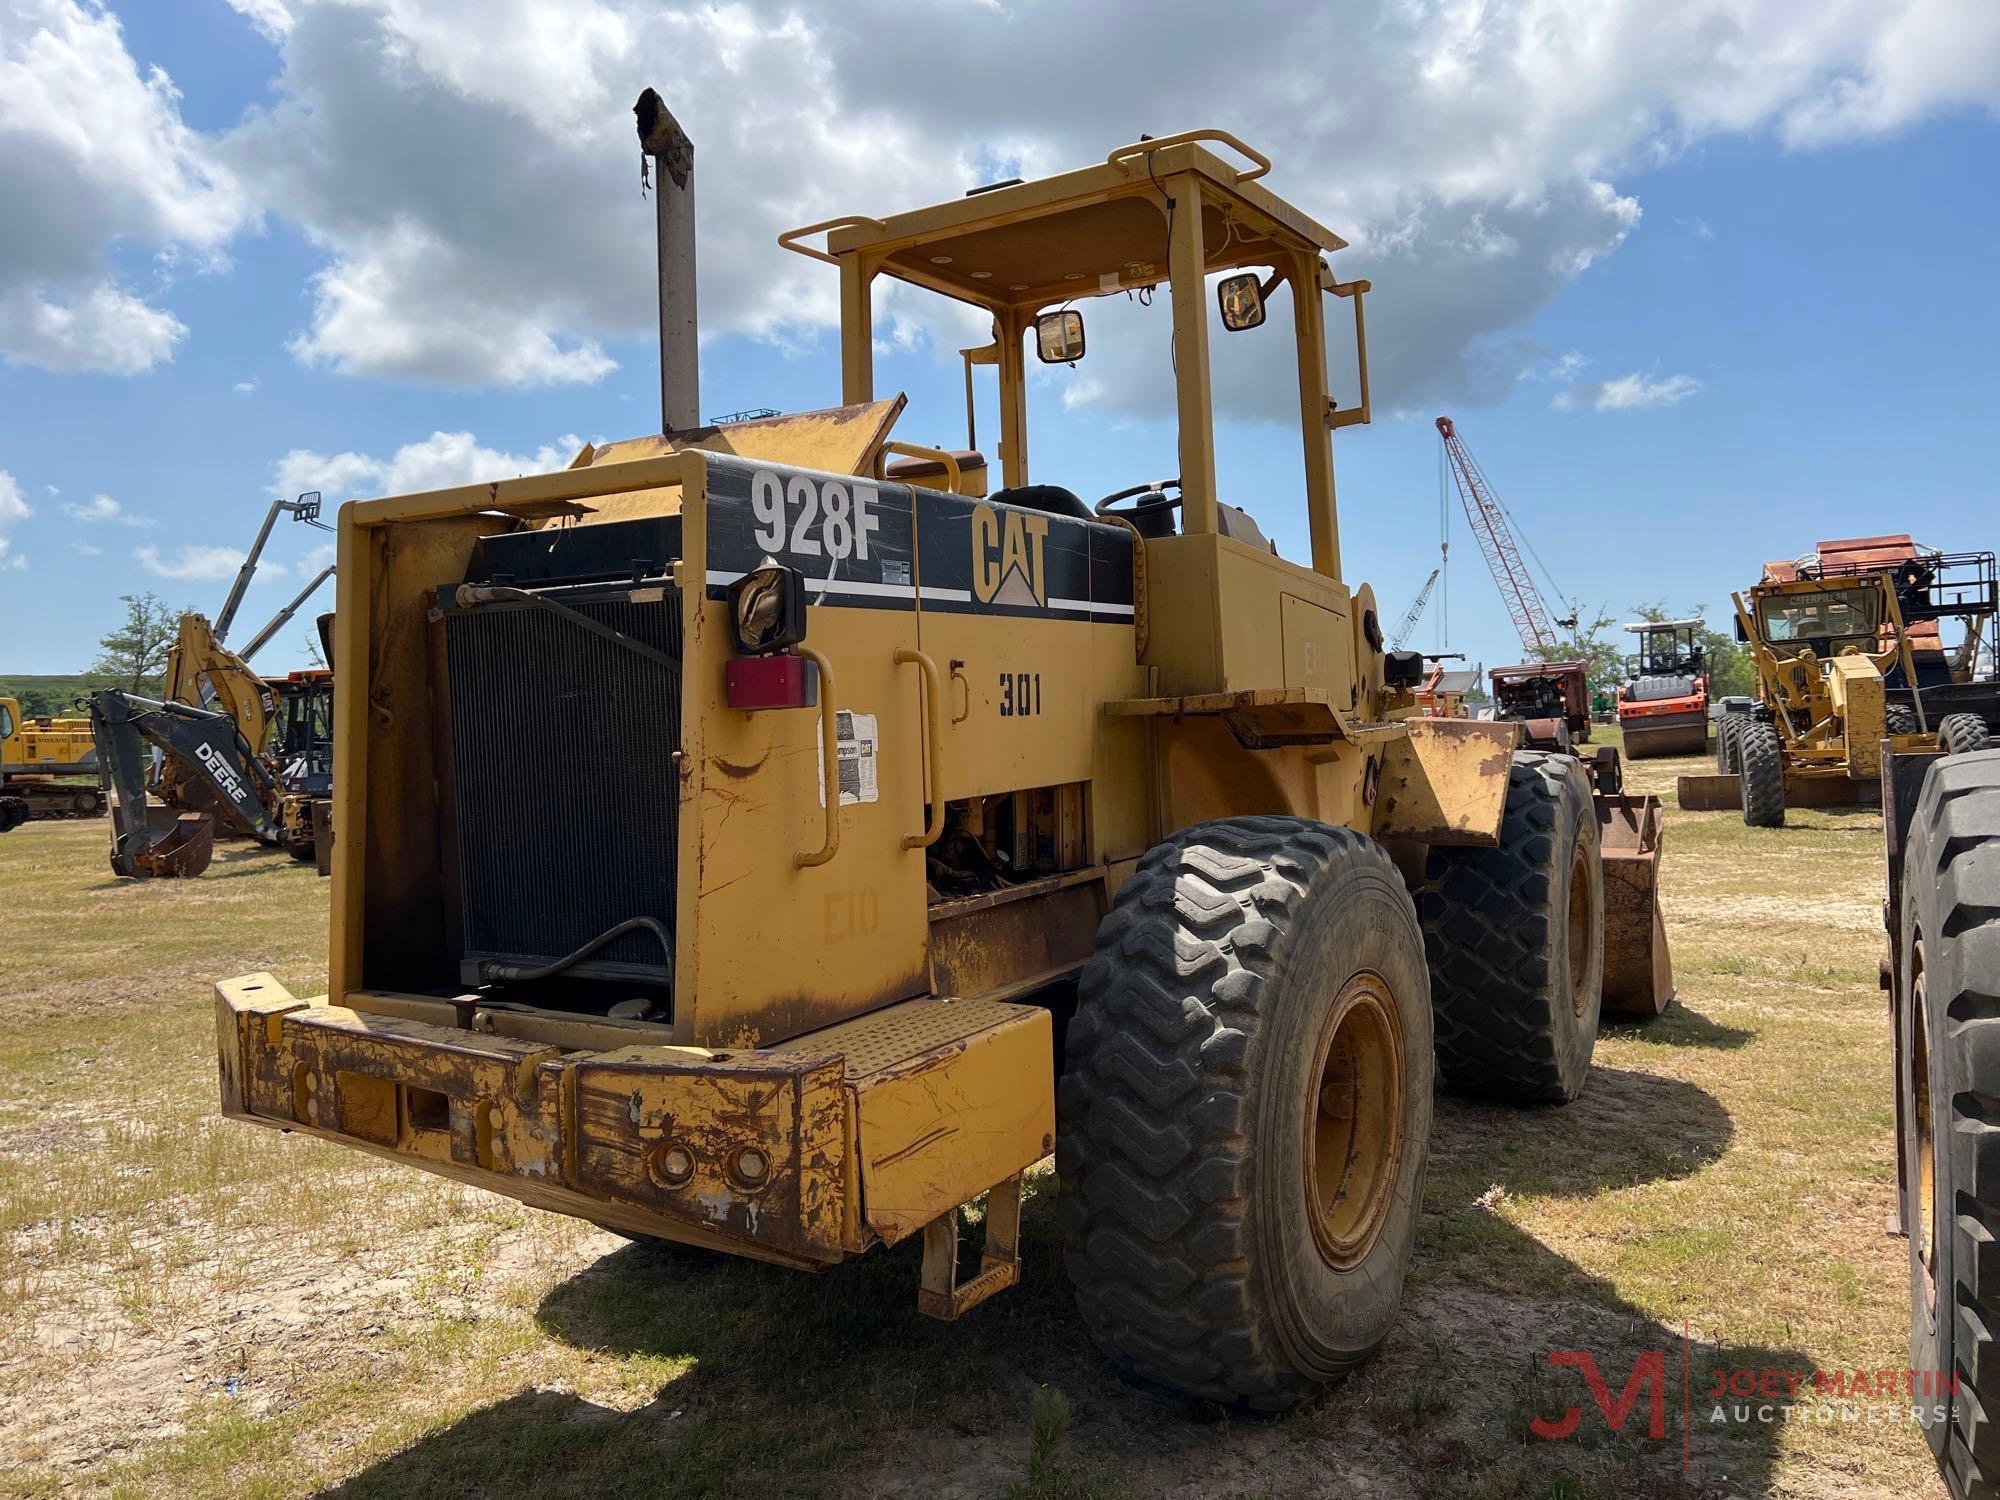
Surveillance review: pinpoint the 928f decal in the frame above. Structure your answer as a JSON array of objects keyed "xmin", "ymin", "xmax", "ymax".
[
  {"xmin": 700, "ymin": 453, "xmax": 1133, "ymax": 619},
  {"xmin": 750, "ymin": 470, "xmax": 882, "ymax": 564}
]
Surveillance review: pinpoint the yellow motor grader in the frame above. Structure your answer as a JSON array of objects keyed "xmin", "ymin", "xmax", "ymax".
[
  {"xmin": 1679, "ymin": 544, "xmax": 1996, "ymax": 826},
  {"xmin": 213, "ymin": 103, "xmax": 1671, "ymax": 1408}
]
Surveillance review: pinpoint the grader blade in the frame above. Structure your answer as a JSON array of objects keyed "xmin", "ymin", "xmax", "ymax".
[{"xmin": 1596, "ymin": 792, "xmax": 1674, "ymax": 1016}]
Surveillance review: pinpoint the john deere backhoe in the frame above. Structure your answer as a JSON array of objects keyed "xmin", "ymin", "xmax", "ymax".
[
  {"xmin": 91, "ymin": 608, "xmax": 334, "ymax": 877},
  {"xmin": 212, "ymin": 102, "xmax": 1671, "ymax": 1408}
]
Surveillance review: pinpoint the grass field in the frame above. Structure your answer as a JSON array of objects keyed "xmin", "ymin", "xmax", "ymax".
[{"xmin": 0, "ymin": 741, "xmax": 1945, "ymax": 1499}]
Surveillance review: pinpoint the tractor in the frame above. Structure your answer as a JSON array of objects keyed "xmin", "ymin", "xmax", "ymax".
[{"xmin": 211, "ymin": 106, "xmax": 1671, "ymax": 1409}]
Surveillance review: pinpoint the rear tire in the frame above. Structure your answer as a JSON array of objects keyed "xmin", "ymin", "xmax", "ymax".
[
  {"xmin": 1940, "ymin": 714, "xmax": 1994, "ymax": 758},
  {"xmin": 1901, "ymin": 750, "xmax": 2000, "ymax": 1500},
  {"xmin": 1057, "ymin": 817, "xmax": 1432, "ymax": 1410},
  {"xmin": 1739, "ymin": 721, "xmax": 1786, "ymax": 828},
  {"xmin": 1419, "ymin": 751, "xmax": 1604, "ymax": 1106},
  {"xmin": 1888, "ymin": 703, "xmax": 1921, "ymax": 737}
]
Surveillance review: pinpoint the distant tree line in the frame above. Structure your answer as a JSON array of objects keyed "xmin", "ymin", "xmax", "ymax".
[
  {"xmin": 1, "ymin": 594, "xmax": 180, "ymax": 716},
  {"xmin": 1527, "ymin": 599, "xmax": 1755, "ymax": 701}
]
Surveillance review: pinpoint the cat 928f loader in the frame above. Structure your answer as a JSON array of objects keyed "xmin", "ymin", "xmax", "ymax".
[{"xmin": 211, "ymin": 104, "xmax": 1671, "ymax": 1409}]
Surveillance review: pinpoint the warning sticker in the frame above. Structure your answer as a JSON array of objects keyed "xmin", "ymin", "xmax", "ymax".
[{"xmin": 819, "ymin": 710, "xmax": 879, "ymax": 807}]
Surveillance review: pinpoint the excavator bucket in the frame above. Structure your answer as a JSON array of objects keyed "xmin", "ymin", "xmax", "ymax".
[
  {"xmin": 1596, "ymin": 792, "xmax": 1674, "ymax": 1016},
  {"xmin": 110, "ymin": 801, "xmax": 215, "ymax": 879}
]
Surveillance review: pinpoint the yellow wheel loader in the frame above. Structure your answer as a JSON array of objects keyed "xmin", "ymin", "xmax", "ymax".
[{"xmin": 214, "ymin": 104, "xmax": 1671, "ymax": 1408}]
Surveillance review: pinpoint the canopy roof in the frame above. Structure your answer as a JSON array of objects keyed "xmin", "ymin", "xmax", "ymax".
[{"xmin": 790, "ymin": 135, "xmax": 1348, "ymax": 316}]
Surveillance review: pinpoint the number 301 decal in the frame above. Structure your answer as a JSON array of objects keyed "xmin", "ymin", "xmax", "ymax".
[
  {"xmin": 751, "ymin": 470, "xmax": 881, "ymax": 563},
  {"xmin": 999, "ymin": 672, "xmax": 1042, "ymax": 717}
]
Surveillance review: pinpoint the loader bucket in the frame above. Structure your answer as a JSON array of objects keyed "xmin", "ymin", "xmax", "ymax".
[
  {"xmin": 110, "ymin": 802, "xmax": 215, "ymax": 879},
  {"xmin": 1596, "ymin": 792, "xmax": 1674, "ymax": 1016}
]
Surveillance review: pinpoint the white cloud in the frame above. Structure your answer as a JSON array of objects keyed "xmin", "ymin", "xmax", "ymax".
[
  {"xmin": 8, "ymin": 0, "xmax": 1998, "ymax": 403},
  {"xmin": 137, "ymin": 543, "xmax": 287, "ymax": 582},
  {"xmin": 0, "ymin": 468, "xmax": 27, "ymax": 571},
  {"xmin": 203, "ymin": 0, "xmax": 2000, "ymax": 413},
  {"xmin": 70, "ymin": 538, "xmax": 102, "ymax": 557},
  {"xmin": 0, "ymin": 470, "xmax": 29, "ymax": 527},
  {"xmin": 1555, "ymin": 371, "xmax": 1705, "ymax": 411},
  {"xmin": 271, "ymin": 429, "xmax": 586, "ymax": 504},
  {"xmin": 224, "ymin": 0, "xmax": 294, "ymax": 41},
  {"xmin": 0, "ymin": 0, "xmax": 251, "ymax": 374},
  {"xmin": 0, "ymin": 284, "xmax": 187, "ymax": 375},
  {"xmin": 233, "ymin": 377, "xmax": 260, "ymax": 394},
  {"xmin": 61, "ymin": 493, "xmax": 151, "ymax": 526}
]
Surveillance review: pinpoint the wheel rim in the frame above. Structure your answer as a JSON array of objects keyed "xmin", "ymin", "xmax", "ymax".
[
  {"xmin": 1305, "ymin": 974, "xmax": 1404, "ymax": 1271},
  {"xmin": 1567, "ymin": 839, "xmax": 1595, "ymax": 1014},
  {"xmin": 1913, "ymin": 946, "xmax": 1938, "ymax": 1321}
]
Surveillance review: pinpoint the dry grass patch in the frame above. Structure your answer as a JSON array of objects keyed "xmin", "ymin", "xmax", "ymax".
[{"xmin": 0, "ymin": 755, "xmax": 1949, "ymax": 1496}]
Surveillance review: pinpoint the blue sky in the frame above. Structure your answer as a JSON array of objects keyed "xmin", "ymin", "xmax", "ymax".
[{"xmin": 2, "ymin": 1, "xmax": 1997, "ymax": 677}]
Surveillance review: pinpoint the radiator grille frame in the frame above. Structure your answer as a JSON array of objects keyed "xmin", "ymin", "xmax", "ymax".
[{"xmin": 439, "ymin": 580, "xmax": 683, "ymax": 992}]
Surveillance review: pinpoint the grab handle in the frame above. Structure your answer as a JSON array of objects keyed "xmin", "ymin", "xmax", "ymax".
[
  {"xmin": 895, "ymin": 647, "xmax": 945, "ymax": 850},
  {"xmin": 881, "ymin": 442, "xmax": 965, "ymax": 495},
  {"xmin": 777, "ymin": 216, "xmax": 889, "ymax": 266},
  {"xmin": 795, "ymin": 647, "xmax": 841, "ymax": 868},
  {"xmin": 1105, "ymin": 130, "xmax": 1271, "ymax": 183}
]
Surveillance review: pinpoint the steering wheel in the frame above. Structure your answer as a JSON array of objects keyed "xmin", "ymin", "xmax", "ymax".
[{"xmin": 1095, "ymin": 478, "xmax": 1183, "ymax": 518}]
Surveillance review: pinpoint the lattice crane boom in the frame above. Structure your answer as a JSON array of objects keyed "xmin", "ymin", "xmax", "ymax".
[
  {"xmin": 1435, "ymin": 415, "xmax": 1559, "ymax": 654},
  {"xmin": 1389, "ymin": 567, "xmax": 1440, "ymax": 650}
]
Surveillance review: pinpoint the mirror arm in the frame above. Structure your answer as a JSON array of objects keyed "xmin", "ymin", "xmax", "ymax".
[{"xmin": 1324, "ymin": 276, "xmax": 1373, "ymax": 431}]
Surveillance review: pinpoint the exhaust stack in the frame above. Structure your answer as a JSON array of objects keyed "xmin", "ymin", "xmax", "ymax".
[{"xmin": 634, "ymin": 88, "xmax": 698, "ymax": 434}]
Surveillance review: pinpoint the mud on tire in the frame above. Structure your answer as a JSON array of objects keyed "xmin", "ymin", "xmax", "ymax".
[
  {"xmin": 1418, "ymin": 751, "xmax": 1604, "ymax": 1106},
  {"xmin": 1056, "ymin": 817, "xmax": 1431, "ymax": 1410},
  {"xmin": 1901, "ymin": 750, "xmax": 2000, "ymax": 1500},
  {"xmin": 1739, "ymin": 720, "xmax": 1786, "ymax": 828}
]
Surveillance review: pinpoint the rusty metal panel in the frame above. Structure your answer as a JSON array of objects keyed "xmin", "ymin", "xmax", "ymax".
[
  {"xmin": 217, "ymin": 980, "xmax": 854, "ymax": 1263},
  {"xmin": 781, "ymin": 998, "xmax": 1054, "ymax": 1247},
  {"xmin": 570, "ymin": 1049, "xmax": 848, "ymax": 1262},
  {"xmin": 571, "ymin": 402, "xmax": 906, "ymax": 527},
  {"xmin": 1597, "ymin": 794, "xmax": 1674, "ymax": 1016},
  {"xmin": 1370, "ymin": 718, "xmax": 1518, "ymax": 846},
  {"xmin": 928, "ymin": 874, "xmax": 1103, "ymax": 998}
]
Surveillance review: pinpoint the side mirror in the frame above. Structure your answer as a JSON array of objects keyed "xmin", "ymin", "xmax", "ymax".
[
  {"xmin": 728, "ymin": 565, "xmax": 808, "ymax": 655},
  {"xmin": 1733, "ymin": 616, "xmax": 1748, "ymax": 643},
  {"xmin": 1035, "ymin": 310, "xmax": 1085, "ymax": 364},
  {"xmin": 1217, "ymin": 272, "xmax": 1267, "ymax": 332}
]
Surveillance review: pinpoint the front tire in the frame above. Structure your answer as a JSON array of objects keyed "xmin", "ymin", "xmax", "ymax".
[
  {"xmin": 1419, "ymin": 751, "xmax": 1604, "ymax": 1106},
  {"xmin": 1057, "ymin": 818, "xmax": 1431, "ymax": 1410},
  {"xmin": 1940, "ymin": 714, "xmax": 1994, "ymax": 758},
  {"xmin": 1902, "ymin": 750, "xmax": 2000, "ymax": 1500},
  {"xmin": 1739, "ymin": 721, "xmax": 1786, "ymax": 828}
]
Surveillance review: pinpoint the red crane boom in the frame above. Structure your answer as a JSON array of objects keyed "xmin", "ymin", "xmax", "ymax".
[{"xmin": 1436, "ymin": 414, "xmax": 1559, "ymax": 654}]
